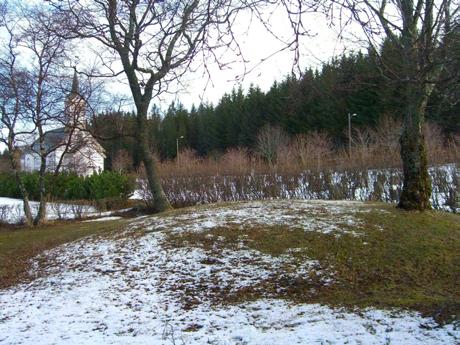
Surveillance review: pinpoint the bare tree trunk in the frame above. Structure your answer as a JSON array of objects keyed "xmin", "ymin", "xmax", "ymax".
[
  {"xmin": 9, "ymin": 153, "xmax": 33, "ymax": 226},
  {"xmin": 35, "ymin": 154, "xmax": 48, "ymax": 225},
  {"xmin": 397, "ymin": 24, "xmax": 434, "ymax": 211},
  {"xmin": 137, "ymin": 103, "xmax": 171, "ymax": 213},
  {"xmin": 398, "ymin": 95, "xmax": 432, "ymax": 210}
]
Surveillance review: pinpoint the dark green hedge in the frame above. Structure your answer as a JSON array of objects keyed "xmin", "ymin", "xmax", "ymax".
[{"xmin": 0, "ymin": 171, "xmax": 136, "ymax": 201}]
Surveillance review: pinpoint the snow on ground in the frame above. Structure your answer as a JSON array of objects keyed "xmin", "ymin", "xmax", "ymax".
[
  {"xmin": 133, "ymin": 200, "xmax": 370, "ymax": 237},
  {"xmin": 0, "ymin": 197, "xmax": 130, "ymax": 224},
  {"xmin": 84, "ymin": 216, "xmax": 123, "ymax": 222},
  {"xmin": 0, "ymin": 200, "xmax": 458, "ymax": 344},
  {"xmin": 0, "ymin": 197, "xmax": 97, "ymax": 224}
]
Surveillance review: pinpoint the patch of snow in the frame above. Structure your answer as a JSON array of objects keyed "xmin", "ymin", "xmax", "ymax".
[
  {"xmin": 129, "ymin": 188, "xmax": 144, "ymax": 200},
  {"xmin": 133, "ymin": 200, "xmax": 370, "ymax": 237},
  {"xmin": 0, "ymin": 197, "xmax": 131, "ymax": 224},
  {"xmin": 84, "ymin": 216, "xmax": 123, "ymax": 222},
  {"xmin": 0, "ymin": 200, "xmax": 458, "ymax": 344}
]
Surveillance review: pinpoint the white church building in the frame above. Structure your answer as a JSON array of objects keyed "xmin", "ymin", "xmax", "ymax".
[{"xmin": 21, "ymin": 71, "xmax": 105, "ymax": 176}]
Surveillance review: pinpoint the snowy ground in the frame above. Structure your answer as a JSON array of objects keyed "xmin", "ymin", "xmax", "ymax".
[
  {"xmin": 0, "ymin": 200, "xmax": 458, "ymax": 344},
  {"xmin": 0, "ymin": 197, "xmax": 127, "ymax": 224}
]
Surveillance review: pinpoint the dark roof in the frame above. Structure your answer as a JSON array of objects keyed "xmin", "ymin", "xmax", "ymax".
[{"xmin": 30, "ymin": 127, "xmax": 67, "ymax": 152}]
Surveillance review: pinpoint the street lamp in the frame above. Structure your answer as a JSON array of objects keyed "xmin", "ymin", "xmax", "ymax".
[
  {"xmin": 348, "ymin": 113, "xmax": 357, "ymax": 157},
  {"xmin": 176, "ymin": 135, "xmax": 184, "ymax": 163}
]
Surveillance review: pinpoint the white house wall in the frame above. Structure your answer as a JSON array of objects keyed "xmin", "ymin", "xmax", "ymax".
[
  {"xmin": 21, "ymin": 147, "xmax": 104, "ymax": 176},
  {"xmin": 21, "ymin": 153, "xmax": 36, "ymax": 172}
]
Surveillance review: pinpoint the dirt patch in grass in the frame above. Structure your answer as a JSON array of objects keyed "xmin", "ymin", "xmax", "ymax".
[
  {"xmin": 162, "ymin": 205, "xmax": 460, "ymax": 323},
  {"xmin": 0, "ymin": 219, "xmax": 127, "ymax": 289}
]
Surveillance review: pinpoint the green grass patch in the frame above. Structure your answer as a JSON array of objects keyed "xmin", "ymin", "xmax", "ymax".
[
  {"xmin": 1, "ymin": 201, "xmax": 458, "ymax": 324},
  {"xmin": 164, "ymin": 204, "xmax": 460, "ymax": 323},
  {"xmin": 0, "ymin": 219, "xmax": 126, "ymax": 289}
]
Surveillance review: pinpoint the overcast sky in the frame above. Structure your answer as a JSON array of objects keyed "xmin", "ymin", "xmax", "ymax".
[
  {"xmin": 165, "ymin": 12, "xmax": 354, "ymax": 109},
  {"xmin": 93, "ymin": 5, "xmax": 364, "ymax": 113}
]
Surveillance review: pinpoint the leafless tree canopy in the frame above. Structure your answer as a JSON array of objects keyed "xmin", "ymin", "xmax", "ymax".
[
  {"xmin": 48, "ymin": 0, "xmax": 316, "ymax": 93},
  {"xmin": 0, "ymin": 1, "xmax": 106, "ymax": 225},
  {"xmin": 327, "ymin": 0, "xmax": 459, "ymax": 81},
  {"xmin": 43, "ymin": 0, "xmax": 317, "ymax": 212},
  {"xmin": 256, "ymin": 124, "xmax": 289, "ymax": 166}
]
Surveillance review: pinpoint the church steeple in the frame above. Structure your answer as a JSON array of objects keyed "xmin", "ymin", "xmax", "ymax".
[
  {"xmin": 71, "ymin": 67, "xmax": 79, "ymax": 96},
  {"xmin": 65, "ymin": 67, "xmax": 86, "ymax": 128}
]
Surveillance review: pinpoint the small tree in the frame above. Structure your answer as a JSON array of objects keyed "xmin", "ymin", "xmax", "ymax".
[
  {"xmin": 112, "ymin": 148, "xmax": 133, "ymax": 173},
  {"xmin": 294, "ymin": 131, "xmax": 333, "ymax": 171},
  {"xmin": 0, "ymin": 4, "xmax": 35, "ymax": 225},
  {"xmin": 256, "ymin": 124, "xmax": 289, "ymax": 167},
  {"xmin": 21, "ymin": 5, "xmax": 75, "ymax": 224}
]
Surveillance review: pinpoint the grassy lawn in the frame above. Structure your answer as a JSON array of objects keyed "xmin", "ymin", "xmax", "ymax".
[
  {"xmin": 163, "ymin": 203, "xmax": 460, "ymax": 323},
  {"xmin": 0, "ymin": 219, "xmax": 126, "ymax": 289},
  {"xmin": 1, "ymin": 201, "xmax": 459, "ymax": 324}
]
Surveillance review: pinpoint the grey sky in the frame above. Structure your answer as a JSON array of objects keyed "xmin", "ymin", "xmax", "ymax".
[{"xmin": 94, "ymin": 6, "xmax": 363, "ymax": 112}]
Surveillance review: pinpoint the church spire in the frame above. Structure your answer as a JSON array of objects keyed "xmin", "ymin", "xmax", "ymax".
[
  {"xmin": 71, "ymin": 67, "xmax": 79, "ymax": 95},
  {"xmin": 65, "ymin": 67, "xmax": 86, "ymax": 128}
]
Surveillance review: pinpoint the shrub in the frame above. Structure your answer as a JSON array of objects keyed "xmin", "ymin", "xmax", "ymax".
[
  {"xmin": 65, "ymin": 175, "xmax": 89, "ymax": 200},
  {"xmin": 0, "ymin": 171, "xmax": 135, "ymax": 205},
  {"xmin": 46, "ymin": 172, "xmax": 81, "ymax": 199},
  {"xmin": 92, "ymin": 197, "xmax": 133, "ymax": 212},
  {"xmin": 0, "ymin": 173, "xmax": 20, "ymax": 198},
  {"xmin": 21, "ymin": 172, "xmax": 40, "ymax": 200},
  {"xmin": 85, "ymin": 171, "xmax": 136, "ymax": 200}
]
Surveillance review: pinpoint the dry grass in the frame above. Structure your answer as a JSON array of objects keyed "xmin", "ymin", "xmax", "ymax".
[
  {"xmin": 163, "ymin": 204, "xmax": 460, "ymax": 323},
  {"xmin": 153, "ymin": 122, "xmax": 459, "ymax": 178},
  {"xmin": 0, "ymin": 219, "xmax": 127, "ymax": 289},
  {"xmin": 1, "ymin": 200, "xmax": 458, "ymax": 325}
]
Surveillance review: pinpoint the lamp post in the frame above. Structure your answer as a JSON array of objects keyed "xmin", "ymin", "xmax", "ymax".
[
  {"xmin": 348, "ymin": 113, "xmax": 357, "ymax": 157},
  {"xmin": 176, "ymin": 135, "xmax": 184, "ymax": 164}
]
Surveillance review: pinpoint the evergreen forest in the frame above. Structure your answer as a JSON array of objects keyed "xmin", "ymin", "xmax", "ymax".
[{"xmin": 93, "ymin": 46, "xmax": 459, "ymax": 170}]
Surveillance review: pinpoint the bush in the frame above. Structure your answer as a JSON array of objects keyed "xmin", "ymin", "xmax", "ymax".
[
  {"xmin": 0, "ymin": 173, "xmax": 20, "ymax": 198},
  {"xmin": 0, "ymin": 171, "xmax": 136, "ymax": 205},
  {"xmin": 21, "ymin": 173, "xmax": 40, "ymax": 200},
  {"xmin": 65, "ymin": 175, "xmax": 89, "ymax": 200},
  {"xmin": 92, "ymin": 197, "xmax": 133, "ymax": 212},
  {"xmin": 46, "ymin": 172, "xmax": 81, "ymax": 199},
  {"xmin": 85, "ymin": 171, "xmax": 136, "ymax": 200}
]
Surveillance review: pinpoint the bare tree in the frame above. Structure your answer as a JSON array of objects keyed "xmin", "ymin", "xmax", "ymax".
[
  {"xmin": 46, "ymin": 0, "xmax": 314, "ymax": 212},
  {"xmin": 0, "ymin": 3, "xmax": 35, "ymax": 225},
  {"xmin": 0, "ymin": 2, "xmax": 88, "ymax": 225},
  {"xmin": 112, "ymin": 148, "xmax": 133, "ymax": 173},
  {"xmin": 256, "ymin": 124, "xmax": 289, "ymax": 167},
  {"xmin": 329, "ymin": 0, "xmax": 459, "ymax": 210},
  {"xmin": 293, "ymin": 131, "xmax": 333, "ymax": 171},
  {"xmin": 21, "ymin": 5, "xmax": 75, "ymax": 224},
  {"xmin": 351, "ymin": 126, "xmax": 373, "ymax": 168}
]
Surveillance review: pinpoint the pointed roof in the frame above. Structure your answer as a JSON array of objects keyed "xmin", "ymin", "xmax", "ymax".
[
  {"xmin": 71, "ymin": 67, "xmax": 79, "ymax": 96},
  {"xmin": 29, "ymin": 127, "xmax": 67, "ymax": 152}
]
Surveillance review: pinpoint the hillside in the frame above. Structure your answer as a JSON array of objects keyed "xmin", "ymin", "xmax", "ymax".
[{"xmin": 0, "ymin": 200, "xmax": 459, "ymax": 344}]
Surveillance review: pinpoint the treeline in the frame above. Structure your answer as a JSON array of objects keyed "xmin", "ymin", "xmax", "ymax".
[{"xmin": 92, "ymin": 48, "xmax": 459, "ymax": 170}]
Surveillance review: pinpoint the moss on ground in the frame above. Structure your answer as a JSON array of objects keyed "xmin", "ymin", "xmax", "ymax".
[{"xmin": 164, "ymin": 203, "xmax": 460, "ymax": 323}]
